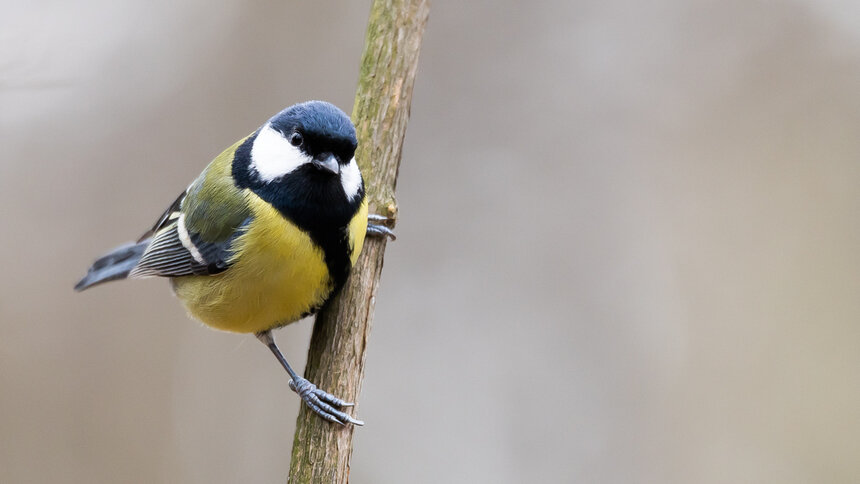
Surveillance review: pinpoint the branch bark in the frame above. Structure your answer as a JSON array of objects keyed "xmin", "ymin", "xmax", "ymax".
[{"xmin": 288, "ymin": 0, "xmax": 429, "ymax": 482}]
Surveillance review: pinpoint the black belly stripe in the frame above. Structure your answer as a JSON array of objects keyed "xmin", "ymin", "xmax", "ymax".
[{"xmin": 312, "ymin": 228, "xmax": 353, "ymax": 290}]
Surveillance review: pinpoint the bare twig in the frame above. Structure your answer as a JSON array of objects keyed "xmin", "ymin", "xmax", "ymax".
[{"xmin": 288, "ymin": 0, "xmax": 430, "ymax": 482}]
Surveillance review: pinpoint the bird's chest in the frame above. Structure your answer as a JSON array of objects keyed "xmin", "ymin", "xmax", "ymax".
[{"xmin": 174, "ymin": 202, "xmax": 333, "ymax": 333}]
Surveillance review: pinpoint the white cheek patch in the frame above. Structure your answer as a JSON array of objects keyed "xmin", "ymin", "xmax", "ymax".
[
  {"xmin": 340, "ymin": 157, "xmax": 362, "ymax": 200},
  {"xmin": 250, "ymin": 125, "xmax": 311, "ymax": 182}
]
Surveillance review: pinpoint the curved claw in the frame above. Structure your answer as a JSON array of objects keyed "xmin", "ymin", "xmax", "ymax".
[
  {"xmin": 290, "ymin": 377, "xmax": 364, "ymax": 426},
  {"xmin": 367, "ymin": 213, "xmax": 396, "ymax": 241},
  {"xmin": 314, "ymin": 390, "xmax": 355, "ymax": 408},
  {"xmin": 367, "ymin": 224, "xmax": 396, "ymax": 241}
]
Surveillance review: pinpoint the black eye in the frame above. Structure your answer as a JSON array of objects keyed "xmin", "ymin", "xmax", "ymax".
[{"xmin": 288, "ymin": 132, "xmax": 303, "ymax": 146}]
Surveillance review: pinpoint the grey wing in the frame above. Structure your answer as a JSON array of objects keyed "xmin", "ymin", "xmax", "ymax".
[{"xmin": 129, "ymin": 216, "xmax": 247, "ymax": 278}]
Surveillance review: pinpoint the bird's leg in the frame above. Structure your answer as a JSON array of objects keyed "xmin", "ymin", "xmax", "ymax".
[
  {"xmin": 255, "ymin": 330, "xmax": 364, "ymax": 426},
  {"xmin": 367, "ymin": 214, "xmax": 396, "ymax": 240}
]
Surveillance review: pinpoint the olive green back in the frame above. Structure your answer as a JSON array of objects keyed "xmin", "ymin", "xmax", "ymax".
[{"xmin": 182, "ymin": 137, "xmax": 252, "ymax": 242}]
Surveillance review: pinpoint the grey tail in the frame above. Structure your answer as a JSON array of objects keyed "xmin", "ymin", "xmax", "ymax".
[{"xmin": 74, "ymin": 240, "xmax": 150, "ymax": 292}]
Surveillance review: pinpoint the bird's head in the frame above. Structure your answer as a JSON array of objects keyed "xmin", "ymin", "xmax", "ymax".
[{"xmin": 233, "ymin": 101, "xmax": 363, "ymax": 208}]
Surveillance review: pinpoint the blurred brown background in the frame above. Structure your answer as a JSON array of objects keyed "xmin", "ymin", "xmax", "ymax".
[{"xmin": 1, "ymin": 1, "xmax": 859, "ymax": 482}]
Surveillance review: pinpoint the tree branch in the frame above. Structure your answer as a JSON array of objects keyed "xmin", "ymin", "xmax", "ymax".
[{"xmin": 288, "ymin": 0, "xmax": 429, "ymax": 482}]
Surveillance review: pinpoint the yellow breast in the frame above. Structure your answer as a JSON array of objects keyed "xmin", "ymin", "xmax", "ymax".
[{"xmin": 172, "ymin": 192, "xmax": 368, "ymax": 334}]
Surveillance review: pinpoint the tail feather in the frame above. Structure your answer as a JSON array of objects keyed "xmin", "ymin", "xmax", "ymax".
[{"xmin": 74, "ymin": 240, "xmax": 150, "ymax": 291}]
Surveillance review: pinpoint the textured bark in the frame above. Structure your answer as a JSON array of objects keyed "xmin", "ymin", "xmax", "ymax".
[{"xmin": 288, "ymin": 0, "xmax": 429, "ymax": 482}]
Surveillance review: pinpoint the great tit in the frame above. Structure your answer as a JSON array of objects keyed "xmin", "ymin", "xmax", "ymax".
[{"xmin": 75, "ymin": 101, "xmax": 394, "ymax": 426}]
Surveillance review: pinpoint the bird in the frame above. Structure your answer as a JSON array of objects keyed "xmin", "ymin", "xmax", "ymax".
[{"xmin": 75, "ymin": 101, "xmax": 394, "ymax": 426}]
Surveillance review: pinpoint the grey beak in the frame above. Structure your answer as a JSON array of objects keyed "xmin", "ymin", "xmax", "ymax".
[{"xmin": 312, "ymin": 154, "xmax": 340, "ymax": 175}]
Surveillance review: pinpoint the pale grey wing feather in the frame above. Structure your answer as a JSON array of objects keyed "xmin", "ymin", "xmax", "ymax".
[
  {"xmin": 129, "ymin": 223, "xmax": 202, "ymax": 277},
  {"xmin": 129, "ymin": 221, "xmax": 241, "ymax": 278}
]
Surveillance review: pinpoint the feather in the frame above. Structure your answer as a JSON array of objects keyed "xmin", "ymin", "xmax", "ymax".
[{"xmin": 74, "ymin": 241, "xmax": 148, "ymax": 291}]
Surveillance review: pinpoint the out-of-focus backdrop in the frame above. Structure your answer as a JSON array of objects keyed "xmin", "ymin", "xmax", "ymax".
[{"xmin": 2, "ymin": 1, "xmax": 858, "ymax": 482}]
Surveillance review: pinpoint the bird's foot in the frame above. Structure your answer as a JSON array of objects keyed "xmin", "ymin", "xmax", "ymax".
[
  {"xmin": 367, "ymin": 214, "xmax": 396, "ymax": 240},
  {"xmin": 289, "ymin": 377, "xmax": 364, "ymax": 426}
]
